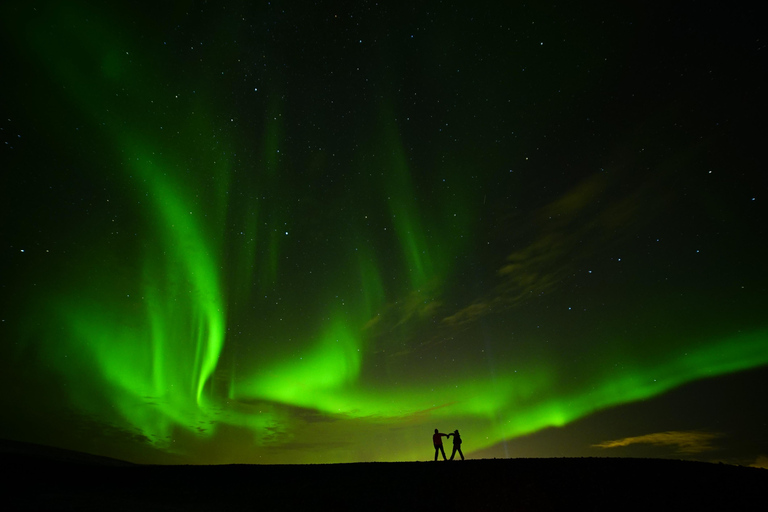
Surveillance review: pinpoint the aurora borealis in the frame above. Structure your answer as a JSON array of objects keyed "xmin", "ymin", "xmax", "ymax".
[{"xmin": 1, "ymin": 1, "xmax": 766, "ymax": 466}]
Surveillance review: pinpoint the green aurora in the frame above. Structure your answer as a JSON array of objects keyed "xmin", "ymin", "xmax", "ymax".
[{"xmin": 1, "ymin": 2, "xmax": 766, "ymax": 464}]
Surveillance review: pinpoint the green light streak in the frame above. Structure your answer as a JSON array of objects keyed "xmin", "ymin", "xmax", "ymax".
[
  {"xmin": 133, "ymin": 151, "xmax": 226, "ymax": 405},
  {"xmin": 235, "ymin": 328, "xmax": 768, "ymax": 450},
  {"xmin": 357, "ymin": 247, "xmax": 386, "ymax": 322},
  {"xmin": 479, "ymin": 329, "xmax": 768, "ymax": 452},
  {"xmin": 14, "ymin": 4, "xmax": 230, "ymax": 447},
  {"xmin": 372, "ymin": 106, "xmax": 438, "ymax": 291},
  {"xmin": 48, "ymin": 146, "xmax": 228, "ymax": 444},
  {"xmin": 240, "ymin": 317, "xmax": 362, "ymax": 405}
]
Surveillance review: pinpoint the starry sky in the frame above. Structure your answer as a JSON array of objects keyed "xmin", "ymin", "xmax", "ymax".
[{"xmin": 1, "ymin": 1, "xmax": 766, "ymax": 466}]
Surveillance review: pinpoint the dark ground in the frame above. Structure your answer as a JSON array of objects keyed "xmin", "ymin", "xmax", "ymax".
[{"xmin": 2, "ymin": 440, "xmax": 766, "ymax": 511}]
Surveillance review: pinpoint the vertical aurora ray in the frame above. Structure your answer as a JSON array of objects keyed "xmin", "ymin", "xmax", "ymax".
[
  {"xmin": 44, "ymin": 127, "xmax": 230, "ymax": 444},
  {"xmin": 379, "ymin": 113, "xmax": 436, "ymax": 291},
  {"xmin": 357, "ymin": 248, "xmax": 387, "ymax": 323},
  {"xmin": 132, "ymin": 150, "xmax": 227, "ymax": 406},
  {"xmin": 10, "ymin": 3, "xmax": 233, "ymax": 446}
]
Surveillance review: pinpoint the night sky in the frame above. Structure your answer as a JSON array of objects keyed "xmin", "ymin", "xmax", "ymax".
[{"xmin": 1, "ymin": 1, "xmax": 766, "ymax": 466}]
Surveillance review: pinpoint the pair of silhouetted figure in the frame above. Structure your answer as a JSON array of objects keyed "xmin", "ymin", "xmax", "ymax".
[{"xmin": 432, "ymin": 428, "xmax": 464, "ymax": 461}]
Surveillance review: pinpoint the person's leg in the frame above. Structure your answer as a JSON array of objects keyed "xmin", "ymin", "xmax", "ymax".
[
  {"xmin": 434, "ymin": 445, "xmax": 438, "ymax": 461},
  {"xmin": 449, "ymin": 446, "xmax": 457, "ymax": 460},
  {"xmin": 458, "ymin": 447, "xmax": 464, "ymax": 460},
  {"xmin": 440, "ymin": 445, "xmax": 447, "ymax": 460}
]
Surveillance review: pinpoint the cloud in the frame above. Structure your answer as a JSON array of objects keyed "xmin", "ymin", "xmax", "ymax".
[
  {"xmin": 593, "ymin": 430, "xmax": 722, "ymax": 454},
  {"xmin": 749, "ymin": 455, "xmax": 768, "ymax": 469},
  {"xmin": 442, "ymin": 172, "xmax": 643, "ymax": 327},
  {"xmin": 442, "ymin": 300, "xmax": 494, "ymax": 327},
  {"xmin": 441, "ymin": 151, "xmax": 684, "ymax": 330}
]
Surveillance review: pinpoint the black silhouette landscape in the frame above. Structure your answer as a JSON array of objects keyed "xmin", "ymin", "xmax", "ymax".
[{"xmin": 3, "ymin": 439, "xmax": 766, "ymax": 511}]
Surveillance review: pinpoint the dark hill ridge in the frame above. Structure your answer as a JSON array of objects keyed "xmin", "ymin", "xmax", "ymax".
[
  {"xmin": 0, "ymin": 438, "xmax": 135, "ymax": 467},
  {"xmin": 3, "ymin": 442, "xmax": 766, "ymax": 511}
]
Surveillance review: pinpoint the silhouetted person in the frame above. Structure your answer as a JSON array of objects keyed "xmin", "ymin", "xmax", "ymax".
[
  {"xmin": 432, "ymin": 429, "xmax": 449, "ymax": 461},
  {"xmin": 447, "ymin": 429, "xmax": 464, "ymax": 460}
]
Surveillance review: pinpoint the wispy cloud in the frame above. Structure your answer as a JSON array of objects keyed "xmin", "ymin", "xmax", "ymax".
[
  {"xmin": 593, "ymin": 430, "xmax": 722, "ymax": 454},
  {"xmin": 442, "ymin": 171, "xmax": 653, "ymax": 327},
  {"xmin": 749, "ymin": 455, "xmax": 768, "ymax": 469}
]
